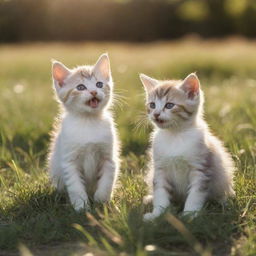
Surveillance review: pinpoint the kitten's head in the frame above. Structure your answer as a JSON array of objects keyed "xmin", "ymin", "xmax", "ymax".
[
  {"xmin": 140, "ymin": 73, "xmax": 203, "ymax": 129},
  {"xmin": 52, "ymin": 53, "xmax": 113, "ymax": 114}
]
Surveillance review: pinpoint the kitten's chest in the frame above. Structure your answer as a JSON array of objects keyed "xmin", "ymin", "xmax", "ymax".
[
  {"xmin": 163, "ymin": 156, "xmax": 190, "ymax": 193},
  {"xmin": 153, "ymin": 130, "xmax": 199, "ymax": 195},
  {"xmin": 153, "ymin": 129, "xmax": 200, "ymax": 162},
  {"xmin": 61, "ymin": 116, "xmax": 113, "ymax": 150}
]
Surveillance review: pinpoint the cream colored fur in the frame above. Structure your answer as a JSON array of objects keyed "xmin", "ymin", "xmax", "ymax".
[
  {"xmin": 48, "ymin": 54, "xmax": 120, "ymax": 211},
  {"xmin": 140, "ymin": 73, "xmax": 234, "ymax": 221}
]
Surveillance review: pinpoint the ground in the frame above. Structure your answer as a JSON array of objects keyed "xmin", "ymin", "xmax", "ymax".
[{"xmin": 0, "ymin": 39, "xmax": 255, "ymax": 256}]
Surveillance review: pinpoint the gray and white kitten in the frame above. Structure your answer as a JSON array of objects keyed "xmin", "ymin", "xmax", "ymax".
[{"xmin": 140, "ymin": 73, "xmax": 235, "ymax": 221}]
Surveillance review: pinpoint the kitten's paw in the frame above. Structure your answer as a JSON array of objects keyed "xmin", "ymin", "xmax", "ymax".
[
  {"xmin": 94, "ymin": 190, "xmax": 111, "ymax": 203},
  {"xmin": 51, "ymin": 177, "xmax": 65, "ymax": 192},
  {"xmin": 182, "ymin": 211, "xmax": 199, "ymax": 219},
  {"xmin": 72, "ymin": 200, "xmax": 90, "ymax": 212},
  {"xmin": 143, "ymin": 212, "xmax": 157, "ymax": 222},
  {"xmin": 143, "ymin": 195, "xmax": 153, "ymax": 204}
]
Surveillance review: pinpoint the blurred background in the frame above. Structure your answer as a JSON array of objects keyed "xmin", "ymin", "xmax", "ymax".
[
  {"xmin": 0, "ymin": 1, "xmax": 256, "ymax": 255},
  {"xmin": 0, "ymin": 0, "xmax": 256, "ymax": 159},
  {"xmin": 1, "ymin": 0, "xmax": 256, "ymax": 42}
]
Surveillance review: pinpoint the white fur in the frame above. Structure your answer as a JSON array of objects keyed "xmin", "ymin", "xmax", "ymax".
[
  {"xmin": 48, "ymin": 54, "xmax": 120, "ymax": 211},
  {"xmin": 140, "ymin": 73, "xmax": 234, "ymax": 221}
]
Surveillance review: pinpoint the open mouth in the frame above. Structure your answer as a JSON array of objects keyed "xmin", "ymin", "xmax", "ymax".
[
  {"xmin": 86, "ymin": 97, "xmax": 100, "ymax": 108},
  {"xmin": 155, "ymin": 118, "xmax": 165, "ymax": 124}
]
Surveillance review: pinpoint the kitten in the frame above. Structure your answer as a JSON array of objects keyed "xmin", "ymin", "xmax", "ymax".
[
  {"xmin": 140, "ymin": 73, "xmax": 235, "ymax": 221},
  {"xmin": 48, "ymin": 54, "xmax": 120, "ymax": 211}
]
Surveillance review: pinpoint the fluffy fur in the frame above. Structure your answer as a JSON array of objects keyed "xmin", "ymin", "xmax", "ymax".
[
  {"xmin": 140, "ymin": 73, "xmax": 235, "ymax": 221},
  {"xmin": 48, "ymin": 54, "xmax": 120, "ymax": 211}
]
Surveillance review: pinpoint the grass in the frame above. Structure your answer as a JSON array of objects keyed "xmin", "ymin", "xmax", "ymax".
[{"xmin": 0, "ymin": 38, "xmax": 255, "ymax": 255}]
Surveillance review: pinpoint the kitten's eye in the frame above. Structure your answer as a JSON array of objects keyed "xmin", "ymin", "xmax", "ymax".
[
  {"xmin": 76, "ymin": 84, "xmax": 87, "ymax": 91},
  {"xmin": 165, "ymin": 102, "xmax": 175, "ymax": 109},
  {"xmin": 96, "ymin": 81, "xmax": 103, "ymax": 88},
  {"xmin": 149, "ymin": 102, "xmax": 156, "ymax": 109}
]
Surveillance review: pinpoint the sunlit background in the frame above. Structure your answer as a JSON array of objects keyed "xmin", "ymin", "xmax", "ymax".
[
  {"xmin": 0, "ymin": 0, "xmax": 255, "ymax": 255},
  {"xmin": 1, "ymin": 0, "xmax": 256, "ymax": 42}
]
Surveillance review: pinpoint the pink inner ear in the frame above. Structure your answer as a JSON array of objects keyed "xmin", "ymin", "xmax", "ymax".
[
  {"xmin": 53, "ymin": 63, "xmax": 70, "ymax": 87},
  {"xmin": 54, "ymin": 69, "xmax": 65, "ymax": 86},
  {"xmin": 182, "ymin": 76, "xmax": 200, "ymax": 99},
  {"xmin": 93, "ymin": 54, "xmax": 110, "ymax": 81},
  {"xmin": 188, "ymin": 81, "xmax": 199, "ymax": 99}
]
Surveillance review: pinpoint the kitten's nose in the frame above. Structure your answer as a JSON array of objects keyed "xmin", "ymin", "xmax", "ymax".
[
  {"xmin": 90, "ymin": 91, "xmax": 97, "ymax": 97},
  {"xmin": 154, "ymin": 113, "xmax": 160, "ymax": 119}
]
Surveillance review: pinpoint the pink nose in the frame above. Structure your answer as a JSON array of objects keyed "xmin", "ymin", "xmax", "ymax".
[
  {"xmin": 154, "ymin": 113, "xmax": 160, "ymax": 119},
  {"xmin": 90, "ymin": 91, "xmax": 97, "ymax": 97}
]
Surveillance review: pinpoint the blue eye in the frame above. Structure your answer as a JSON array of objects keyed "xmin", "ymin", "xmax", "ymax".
[
  {"xmin": 76, "ymin": 84, "xmax": 86, "ymax": 91},
  {"xmin": 96, "ymin": 81, "xmax": 103, "ymax": 88},
  {"xmin": 165, "ymin": 103, "xmax": 175, "ymax": 109},
  {"xmin": 149, "ymin": 102, "xmax": 156, "ymax": 109}
]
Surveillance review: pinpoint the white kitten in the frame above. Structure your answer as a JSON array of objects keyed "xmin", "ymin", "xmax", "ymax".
[
  {"xmin": 140, "ymin": 73, "xmax": 235, "ymax": 221},
  {"xmin": 48, "ymin": 54, "xmax": 120, "ymax": 211}
]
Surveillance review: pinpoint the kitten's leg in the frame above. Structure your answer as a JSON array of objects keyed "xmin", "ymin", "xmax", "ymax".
[
  {"xmin": 63, "ymin": 163, "xmax": 89, "ymax": 211},
  {"xmin": 143, "ymin": 170, "xmax": 171, "ymax": 221},
  {"xmin": 50, "ymin": 155, "xmax": 65, "ymax": 191},
  {"xmin": 143, "ymin": 195, "xmax": 153, "ymax": 204},
  {"xmin": 49, "ymin": 139, "xmax": 65, "ymax": 191},
  {"xmin": 183, "ymin": 171, "xmax": 208, "ymax": 216},
  {"xmin": 94, "ymin": 159, "xmax": 116, "ymax": 203},
  {"xmin": 51, "ymin": 173, "xmax": 65, "ymax": 192}
]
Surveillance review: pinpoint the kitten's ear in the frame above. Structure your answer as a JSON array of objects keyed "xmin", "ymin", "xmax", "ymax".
[
  {"xmin": 181, "ymin": 73, "xmax": 200, "ymax": 99},
  {"xmin": 93, "ymin": 53, "xmax": 111, "ymax": 81},
  {"xmin": 139, "ymin": 73, "xmax": 158, "ymax": 92},
  {"xmin": 52, "ymin": 60, "xmax": 71, "ymax": 87}
]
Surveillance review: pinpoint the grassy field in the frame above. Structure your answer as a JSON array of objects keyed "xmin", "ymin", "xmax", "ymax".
[{"xmin": 0, "ymin": 39, "xmax": 255, "ymax": 256}]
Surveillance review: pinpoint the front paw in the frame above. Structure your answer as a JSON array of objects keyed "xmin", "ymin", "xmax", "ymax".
[
  {"xmin": 94, "ymin": 190, "xmax": 111, "ymax": 203},
  {"xmin": 143, "ymin": 195, "xmax": 153, "ymax": 204},
  {"xmin": 143, "ymin": 212, "xmax": 157, "ymax": 222},
  {"xmin": 72, "ymin": 199, "xmax": 90, "ymax": 212},
  {"xmin": 182, "ymin": 211, "xmax": 199, "ymax": 219}
]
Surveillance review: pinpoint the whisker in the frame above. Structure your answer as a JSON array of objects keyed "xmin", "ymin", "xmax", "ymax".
[
  {"xmin": 113, "ymin": 89, "xmax": 127, "ymax": 99},
  {"xmin": 133, "ymin": 111, "xmax": 151, "ymax": 134},
  {"xmin": 112, "ymin": 92, "xmax": 127, "ymax": 111},
  {"xmin": 113, "ymin": 88, "xmax": 128, "ymax": 94}
]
